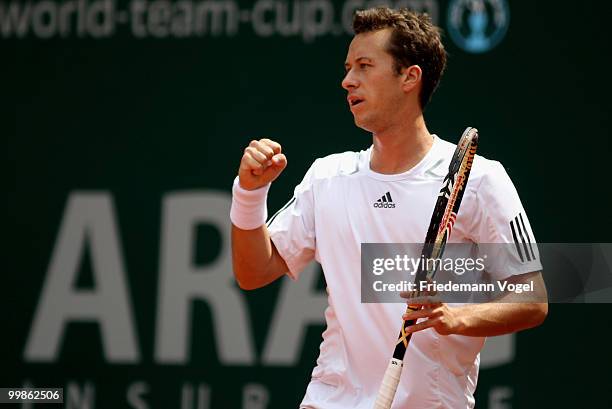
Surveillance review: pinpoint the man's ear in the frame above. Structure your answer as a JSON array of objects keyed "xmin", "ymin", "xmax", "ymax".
[{"xmin": 402, "ymin": 65, "xmax": 422, "ymax": 93}]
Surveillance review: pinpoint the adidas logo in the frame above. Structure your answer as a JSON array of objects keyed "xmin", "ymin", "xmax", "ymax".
[{"xmin": 373, "ymin": 192, "xmax": 396, "ymax": 208}]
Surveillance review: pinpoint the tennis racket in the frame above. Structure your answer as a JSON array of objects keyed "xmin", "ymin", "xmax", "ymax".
[{"xmin": 373, "ymin": 127, "xmax": 479, "ymax": 409}]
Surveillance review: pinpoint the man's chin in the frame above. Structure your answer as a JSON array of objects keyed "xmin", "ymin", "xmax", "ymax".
[{"xmin": 353, "ymin": 116, "xmax": 373, "ymax": 132}]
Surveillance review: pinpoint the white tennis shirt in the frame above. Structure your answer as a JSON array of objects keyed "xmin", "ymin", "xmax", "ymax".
[{"xmin": 267, "ymin": 135, "xmax": 542, "ymax": 409}]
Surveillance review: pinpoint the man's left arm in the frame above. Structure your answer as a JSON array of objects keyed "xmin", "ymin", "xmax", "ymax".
[{"xmin": 401, "ymin": 271, "xmax": 548, "ymax": 337}]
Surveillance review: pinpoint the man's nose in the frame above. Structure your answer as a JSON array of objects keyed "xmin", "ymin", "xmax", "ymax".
[{"xmin": 341, "ymin": 70, "xmax": 358, "ymax": 90}]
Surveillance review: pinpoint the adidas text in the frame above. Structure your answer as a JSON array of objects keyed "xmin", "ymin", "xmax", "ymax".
[
  {"xmin": 373, "ymin": 202, "xmax": 396, "ymax": 208},
  {"xmin": 373, "ymin": 192, "xmax": 396, "ymax": 208}
]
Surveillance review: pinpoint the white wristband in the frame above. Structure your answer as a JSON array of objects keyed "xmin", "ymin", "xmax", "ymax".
[{"xmin": 230, "ymin": 176, "xmax": 270, "ymax": 230}]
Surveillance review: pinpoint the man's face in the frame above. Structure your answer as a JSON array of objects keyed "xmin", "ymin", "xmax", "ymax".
[{"xmin": 342, "ymin": 28, "xmax": 407, "ymax": 133}]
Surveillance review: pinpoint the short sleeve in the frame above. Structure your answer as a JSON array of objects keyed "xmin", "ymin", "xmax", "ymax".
[
  {"xmin": 469, "ymin": 161, "xmax": 542, "ymax": 279},
  {"xmin": 267, "ymin": 160, "xmax": 317, "ymax": 280}
]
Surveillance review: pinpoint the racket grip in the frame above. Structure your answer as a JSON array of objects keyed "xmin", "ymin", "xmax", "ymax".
[{"xmin": 373, "ymin": 358, "xmax": 403, "ymax": 409}]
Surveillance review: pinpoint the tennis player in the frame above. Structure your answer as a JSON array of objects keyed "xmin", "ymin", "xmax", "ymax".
[{"xmin": 231, "ymin": 7, "xmax": 547, "ymax": 408}]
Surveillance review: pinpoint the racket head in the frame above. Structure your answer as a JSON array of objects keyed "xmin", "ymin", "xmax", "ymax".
[{"xmin": 418, "ymin": 127, "xmax": 479, "ymax": 279}]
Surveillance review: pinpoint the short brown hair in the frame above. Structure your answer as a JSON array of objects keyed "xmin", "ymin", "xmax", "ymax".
[{"xmin": 353, "ymin": 7, "xmax": 447, "ymax": 109}]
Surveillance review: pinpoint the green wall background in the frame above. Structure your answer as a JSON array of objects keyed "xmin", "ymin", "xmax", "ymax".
[{"xmin": 5, "ymin": 0, "xmax": 612, "ymax": 407}]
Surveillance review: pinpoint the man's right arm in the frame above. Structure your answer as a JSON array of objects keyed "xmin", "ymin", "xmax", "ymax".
[
  {"xmin": 230, "ymin": 138, "xmax": 289, "ymax": 290},
  {"xmin": 232, "ymin": 224, "xmax": 288, "ymax": 290}
]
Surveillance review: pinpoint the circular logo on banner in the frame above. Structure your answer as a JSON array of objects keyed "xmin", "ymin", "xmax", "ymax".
[{"xmin": 447, "ymin": 0, "xmax": 510, "ymax": 54}]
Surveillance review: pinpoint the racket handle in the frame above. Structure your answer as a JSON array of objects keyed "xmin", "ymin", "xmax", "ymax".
[{"xmin": 373, "ymin": 358, "xmax": 403, "ymax": 409}]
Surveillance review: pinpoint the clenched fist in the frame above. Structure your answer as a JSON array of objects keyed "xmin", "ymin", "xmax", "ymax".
[{"xmin": 239, "ymin": 138, "xmax": 288, "ymax": 191}]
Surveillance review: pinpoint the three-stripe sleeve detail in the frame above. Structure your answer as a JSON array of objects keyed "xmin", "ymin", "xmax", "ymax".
[
  {"xmin": 518, "ymin": 213, "xmax": 536, "ymax": 260},
  {"xmin": 509, "ymin": 220, "xmax": 524, "ymax": 262},
  {"xmin": 510, "ymin": 213, "xmax": 536, "ymax": 262}
]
